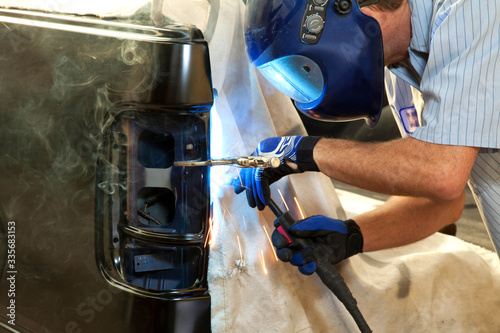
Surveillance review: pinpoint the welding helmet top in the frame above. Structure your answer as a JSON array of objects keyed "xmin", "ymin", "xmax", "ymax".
[{"xmin": 245, "ymin": 0, "xmax": 384, "ymax": 126}]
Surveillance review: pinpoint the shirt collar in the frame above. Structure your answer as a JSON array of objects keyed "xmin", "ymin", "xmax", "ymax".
[
  {"xmin": 408, "ymin": 0, "xmax": 434, "ymax": 53},
  {"xmin": 387, "ymin": 0, "xmax": 434, "ymax": 87}
]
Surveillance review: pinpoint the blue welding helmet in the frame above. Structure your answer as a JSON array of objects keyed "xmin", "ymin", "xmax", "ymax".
[{"xmin": 245, "ymin": 0, "xmax": 384, "ymax": 127}]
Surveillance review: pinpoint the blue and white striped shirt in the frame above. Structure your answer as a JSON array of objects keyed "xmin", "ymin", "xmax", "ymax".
[{"xmin": 385, "ymin": 0, "xmax": 500, "ymax": 254}]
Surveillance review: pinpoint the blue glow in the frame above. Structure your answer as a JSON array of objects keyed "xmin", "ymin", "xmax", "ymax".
[
  {"xmin": 257, "ymin": 55, "xmax": 324, "ymax": 103},
  {"xmin": 209, "ymin": 104, "xmax": 231, "ymax": 202},
  {"xmin": 210, "ymin": 104, "xmax": 224, "ymax": 158}
]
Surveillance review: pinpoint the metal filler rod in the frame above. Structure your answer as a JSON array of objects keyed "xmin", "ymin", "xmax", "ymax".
[
  {"xmin": 174, "ymin": 156, "xmax": 280, "ymax": 168},
  {"xmin": 268, "ymin": 197, "xmax": 372, "ymax": 333}
]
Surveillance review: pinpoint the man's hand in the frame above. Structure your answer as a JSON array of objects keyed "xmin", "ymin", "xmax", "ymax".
[
  {"xmin": 233, "ymin": 136, "xmax": 320, "ymax": 210},
  {"xmin": 271, "ymin": 215, "xmax": 363, "ymax": 275}
]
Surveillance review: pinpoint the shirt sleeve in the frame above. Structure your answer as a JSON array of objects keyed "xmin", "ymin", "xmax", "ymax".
[{"xmin": 412, "ymin": 0, "xmax": 500, "ymax": 148}]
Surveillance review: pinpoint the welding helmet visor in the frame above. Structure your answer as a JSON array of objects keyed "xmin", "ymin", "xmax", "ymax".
[{"xmin": 245, "ymin": 0, "xmax": 384, "ymax": 127}]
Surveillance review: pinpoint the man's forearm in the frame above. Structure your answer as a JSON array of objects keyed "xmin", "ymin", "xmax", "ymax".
[
  {"xmin": 355, "ymin": 192, "xmax": 465, "ymax": 252},
  {"xmin": 313, "ymin": 137, "xmax": 479, "ymax": 201}
]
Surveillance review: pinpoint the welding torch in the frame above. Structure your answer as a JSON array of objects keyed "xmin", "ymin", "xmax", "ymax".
[
  {"xmin": 267, "ymin": 197, "xmax": 372, "ymax": 333},
  {"xmin": 176, "ymin": 155, "xmax": 371, "ymax": 332}
]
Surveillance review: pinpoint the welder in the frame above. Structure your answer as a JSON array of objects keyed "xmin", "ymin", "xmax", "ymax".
[{"xmin": 236, "ymin": 0, "xmax": 500, "ymax": 276}]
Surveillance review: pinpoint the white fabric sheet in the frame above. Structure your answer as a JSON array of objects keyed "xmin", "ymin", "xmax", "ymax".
[{"xmin": 206, "ymin": 1, "xmax": 500, "ymax": 332}]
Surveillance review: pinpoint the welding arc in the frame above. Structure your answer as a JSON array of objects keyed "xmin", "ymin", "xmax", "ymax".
[{"xmin": 268, "ymin": 197, "xmax": 372, "ymax": 333}]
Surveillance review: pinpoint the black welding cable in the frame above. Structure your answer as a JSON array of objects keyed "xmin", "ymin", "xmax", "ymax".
[{"xmin": 268, "ymin": 197, "xmax": 372, "ymax": 333}]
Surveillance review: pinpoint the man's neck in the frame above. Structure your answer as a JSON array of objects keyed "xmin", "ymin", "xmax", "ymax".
[{"xmin": 362, "ymin": 0, "xmax": 412, "ymax": 66}]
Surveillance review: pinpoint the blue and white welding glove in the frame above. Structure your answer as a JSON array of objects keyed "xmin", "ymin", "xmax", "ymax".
[
  {"xmin": 234, "ymin": 136, "xmax": 321, "ymax": 210},
  {"xmin": 271, "ymin": 215, "xmax": 363, "ymax": 275}
]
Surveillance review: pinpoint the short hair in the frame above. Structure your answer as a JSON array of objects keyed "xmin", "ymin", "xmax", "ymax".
[{"xmin": 358, "ymin": 0, "xmax": 404, "ymax": 11}]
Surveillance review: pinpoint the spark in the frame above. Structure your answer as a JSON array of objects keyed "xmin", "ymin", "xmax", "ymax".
[
  {"xmin": 209, "ymin": 216, "xmax": 219, "ymax": 247},
  {"xmin": 219, "ymin": 202, "xmax": 247, "ymax": 234},
  {"xmin": 262, "ymin": 225, "xmax": 279, "ymax": 261},
  {"xmin": 204, "ymin": 217, "xmax": 212, "ymax": 248},
  {"xmin": 242, "ymin": 215, "xmax": 247, "ymax": 231},
  {"xmin": 277, "ymin": 189, "xmax": 289, "ymax": 211},
  {"xmin": 294, "ymin": 197, "xmax": 305, "ymax": 220},
  {"xmin": 208, "ymin": 205, "xmax": 225, "ymax": 248},
  {"xmin": 222, "ymin": 204, "xmax": 235, "ymax": 222},
  {"xmin": 226, "ymin": 139, "xmax": 242, "ymax": 155},
  {"xmin": 221, "ymin": 203, "xmax": 248, "ymax": 232},
  {"xmin": 236, "ymin": 235, "xmax": 243, "ymax": 263},
  {"xmin": 260, "ymin": 250, "xmax": 268, "ymax": 275},
  {"xmin": 235, "ymin": 171, "xmax": 248, "ymax": 190}
]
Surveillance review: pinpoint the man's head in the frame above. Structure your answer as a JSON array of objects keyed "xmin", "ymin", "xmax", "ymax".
[
  {"xmin": 244, "ymin": 0, "xmax": 386, "ymax": 125},
  {"xmin": 359, "ymin": 0, "xmax": 404, "ymax": 11}
]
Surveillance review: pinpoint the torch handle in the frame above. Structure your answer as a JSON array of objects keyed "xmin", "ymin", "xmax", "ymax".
[{"xmin": 268, "ymin": 197, "xmax": 372, "ymax": 333}]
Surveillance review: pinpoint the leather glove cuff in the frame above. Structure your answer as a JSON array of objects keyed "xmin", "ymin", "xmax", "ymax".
[
  {"xmin": 296, "ymin": 136, "xmax": 322, "ymax": 171},
  {"xmin": 345, "ymin": 219, "xmax": 364, "ymax": 258}
]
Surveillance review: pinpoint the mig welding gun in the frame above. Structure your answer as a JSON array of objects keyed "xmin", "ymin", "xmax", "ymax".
[
  {"xmin": 234, "ymin": 135, "xmax": 371, "ymax": 333},
  {"xmin": 233, "ymin": 136, "xmax": 364, "ymax": 269},
  {"xmin": 234, "ymin": 136, "xmax": 372, "ymax": 332},
  {"xmin": 176, "ymin": 136, "xmax": 371, "ymax": 332}
]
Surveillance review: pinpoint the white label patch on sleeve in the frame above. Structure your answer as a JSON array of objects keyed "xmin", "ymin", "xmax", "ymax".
[{"xmin": 399, "ymin": 106, "xmax": 420, "ymax": 134}]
